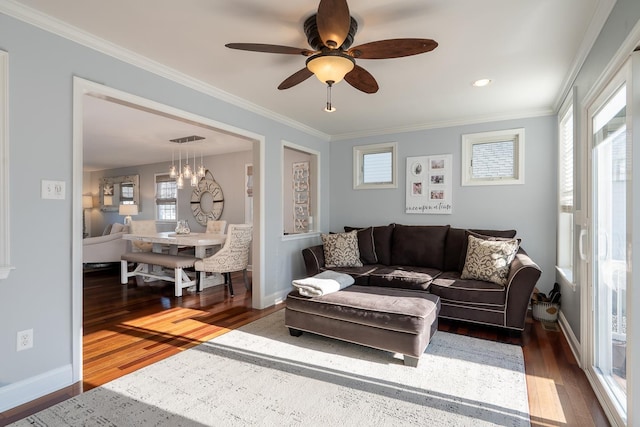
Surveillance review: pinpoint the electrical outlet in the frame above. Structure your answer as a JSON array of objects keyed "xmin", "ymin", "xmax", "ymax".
[{"xmin": 17, "ymin": 329, "xmax": 33, "ymax": 351}]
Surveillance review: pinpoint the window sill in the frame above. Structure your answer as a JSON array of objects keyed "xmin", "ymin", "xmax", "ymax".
[
  {"xmin": 282, "ymin": 231, "xmax": 321, "ymax": 242},
  {"xmin": 0, "ymin": 265, "xmax": 14, "ymax": 280},
  {"xmin": 555, "ymin": 266, "xmax": 576, "ymax": 291}
]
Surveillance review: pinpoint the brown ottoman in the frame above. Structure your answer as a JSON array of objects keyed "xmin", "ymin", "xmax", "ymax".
[{"xmin": 285, "ymin": 285, "xmax": 440, "ymax": 367}]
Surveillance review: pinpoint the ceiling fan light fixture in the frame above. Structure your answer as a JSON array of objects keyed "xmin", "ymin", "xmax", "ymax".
[
  {"xmin": 324, "ymin": 81, "xmax": 336, "ymax": 112},
  {"xmin": 306, "ymin": 51, "xmax": 355, "ymax": 84}
]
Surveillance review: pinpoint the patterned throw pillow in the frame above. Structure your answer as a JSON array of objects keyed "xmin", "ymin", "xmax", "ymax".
[
  {"xmin": 461, "ymin": 235, "xmax": 519, "ymax": 286},
  {"xmin": 321, "ymin": 231, "xmax": 363, "ymax": 268}
]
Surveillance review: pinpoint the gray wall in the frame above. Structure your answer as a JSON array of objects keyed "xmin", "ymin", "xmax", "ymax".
[
  {"xmin": 87, "ymin": 151, "xmax": 252, "ymax": 236},
  {"xmin": 331, "ymin": 116, "xmax": 557, "ymax": 293},
  {"xmin": 0, "ymin": 12, "xmax": 329, "ymax": 409},
  {"xmin": 558, "ymin": 0, "xmax": 640, "ymax": 343}
]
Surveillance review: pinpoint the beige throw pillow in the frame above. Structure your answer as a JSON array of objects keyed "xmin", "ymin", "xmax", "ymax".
[
  {"xmin": 321, "ymin": 231, "xmax": 363, "ymax": 268},
  {"xmin": 110, "ymin": 223, "xmax": 127, "ymax": 234},
  {"xmin": 461, "ymin": 234, "xmax": 519, "ymax": 286}
]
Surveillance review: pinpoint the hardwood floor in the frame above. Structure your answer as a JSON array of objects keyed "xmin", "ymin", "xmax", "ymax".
[
  {"xmin": 1, "ymin": 267, "xmax": 609, "ymax": 426},
  {"xmin": 439, "ymin": 318, "xmax": 610, "ymax": 426}
]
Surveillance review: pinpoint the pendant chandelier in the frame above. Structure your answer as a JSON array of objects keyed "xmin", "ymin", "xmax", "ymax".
[{"xmin": 169, "ymin": 135, "xmax": 207, "ymax": 189}]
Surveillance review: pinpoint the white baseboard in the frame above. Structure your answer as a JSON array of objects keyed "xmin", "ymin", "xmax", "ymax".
[
  {"xmin": 0, "ymin": 364, "xmax": 73, "ymax": 412},
  {"xmin": 558, "ymin": 310, "xmax": 582, "ymax": 367},
  {"xmin": 264, "ymin": 287, "xmax": 291, "ymax": 308}
]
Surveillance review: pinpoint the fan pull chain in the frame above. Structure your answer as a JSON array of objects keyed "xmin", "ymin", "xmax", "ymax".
[{"xmin": 324, "ymin": 80, "xmax": 336, "ymax": 112}]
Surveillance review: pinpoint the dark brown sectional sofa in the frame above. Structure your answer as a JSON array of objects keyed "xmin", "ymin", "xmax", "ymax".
[{"xmin": 301, "ymin": 224, "xmax": 542, "ymax": 331}]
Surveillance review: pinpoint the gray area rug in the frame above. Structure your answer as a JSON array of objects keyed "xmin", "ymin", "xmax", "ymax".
[{"xmin": 13, "ymin": 310, "xmax": 530, "ymax": 426}]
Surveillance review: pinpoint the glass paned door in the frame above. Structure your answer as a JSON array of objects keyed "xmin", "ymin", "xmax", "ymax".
[{"xmin": 592, "ymin": 83, "xmax": 628, "ymax": 412}]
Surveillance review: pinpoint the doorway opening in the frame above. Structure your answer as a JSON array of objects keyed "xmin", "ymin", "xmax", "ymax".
[{"xmin": 72, "ymin": 77, "xmax": 265, "ymax": 385}]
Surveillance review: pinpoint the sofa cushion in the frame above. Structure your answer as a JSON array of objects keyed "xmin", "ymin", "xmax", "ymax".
[
  {"xmin": 102, "ymin": 224, "xmax": 113, "ymax": 236},
  {"xmin": 461, "ymin": 235, "xmax": 519, "ymax": 286},
  {"xmin": 470, "ymin": 228, "xmax": 517, "ymax": 239},
  {"xmin": 319, "ymin": 264, "xmax": 383, "ymax": 286},
  {"xmin": 345, "ymin": 224, "xmax": 395, "ymax": 265},
  {"xmin": 321, "ymin": 231, "xmax": 363, "ymax": 268},
  {"xmin": 368, "ymin": 266, "xmax": 440, "ymax": 291},
  {"xmin": 110, "ymin": 223, "xmax": 127, "ymax": 234},
  {"xmin": 342, "ymin": 226, "xmax": 377, "ymax": 264},
  {"xmin": 455, "ymin": 229, "xmax": 518, "ymax": 271},
  {"xmin": 286, "ymin": 285, "xmax": 440, "ymax": 335},
  {"xmin": 390, "ymin": 224, "xmax": 450, "ymax": 269},
  {"xmin": 430, "ymin": 271, "xmax": 507, "ymax": 306},
  {"xmin": 443, "ymin": 227, "xmax": 467, "ymax": 271}
]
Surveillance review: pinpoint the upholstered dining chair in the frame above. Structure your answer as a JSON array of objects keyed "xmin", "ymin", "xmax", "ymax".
[
  {"xmin": 194, "ymin": 224, "xmax": 252, "ymax": 297},
  {"xmin": 206, "ymin": 220, "xmax": 227, "ymax": 234},
  {"xmin": 129, "ymin": 220, "xmax": 157, "ymax": 252}
]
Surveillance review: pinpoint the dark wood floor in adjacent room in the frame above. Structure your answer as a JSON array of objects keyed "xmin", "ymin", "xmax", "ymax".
[{"xmin": 1, "ymin": 267, "xmax": 609, "ymax": 426}]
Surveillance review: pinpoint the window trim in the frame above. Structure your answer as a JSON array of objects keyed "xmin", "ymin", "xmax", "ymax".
[
  {"xmin": 556, "ymin": 90, "xmax": 576, "ymax": 287},
  {"xmin": 461, "ymin": 128, "xmax": 525, "ymax": 186},
  {"xmin": 353, "ymin": 142, "xmax": 397, "ymax": 190},
  {"xmin": 281, "ymin": 140, "xmax": 320, "ymax": 237},
  {"xmin": 0, "ymin": 51, "xmax": 11, "ymax": 279}
]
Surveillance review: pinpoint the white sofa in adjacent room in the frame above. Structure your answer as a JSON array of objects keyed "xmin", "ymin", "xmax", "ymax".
[{"xmin": 83, "ymin": 223, "xmax": 129, "ymax": 264}]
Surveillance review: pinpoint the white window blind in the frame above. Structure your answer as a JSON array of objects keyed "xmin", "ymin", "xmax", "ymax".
[
  {"xmin": 559, "ymin": 106, "xmax": 574, "ymax": 212},
  {"xmin": 155, "ymin": 174, "xmax": 177, "ymax": 221},
  {"xmin": 471, "ymin": 140, "xmax": 515, "ymax": 179},
  {"xmin": 363, "ymin": 152, "xmax": 393, "ymax": 184}
]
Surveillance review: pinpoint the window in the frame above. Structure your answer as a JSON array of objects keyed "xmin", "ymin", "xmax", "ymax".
[
  {"xmin": 353, "ymin": 142, "xmax": 397, "ymax": 189},
  {"xmin": 120, "ymin": 183, "xmax": 134, "ymax": 204},
  {"xmin": 155, "ymin": 174, "xmax": 177, "ymax": 221},
  {"xmin": 557, "ymin": 100, "xmax": 574, "ymax": 283},
  {"xmin": 461, "ymin": 128, "xmax": 525, "ymax": 186}
]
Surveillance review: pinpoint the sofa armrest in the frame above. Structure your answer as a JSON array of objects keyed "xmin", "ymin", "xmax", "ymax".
[
  {"xmin": 83, "ymin": 232, "xmax": 125, "ymax": 246},
  {"xmin": 302, "ymin": 244, "xmax": 325, "ymax": 276},
  {"xmin": 83, "ymin": 232, "xmax": 128, "ymax": 264},
  {"xmin": 504, "ymin": 250, "xmax": 542, "ymax": 330}
]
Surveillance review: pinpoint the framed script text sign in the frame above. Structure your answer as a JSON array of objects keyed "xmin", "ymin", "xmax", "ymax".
[
  {"xmin": 405, "ymin": 154, "xmax": 452, "ymax": 214},
  {"xmin": 292, "ymin": 161, "xmax": 310, "ymax": 233}
]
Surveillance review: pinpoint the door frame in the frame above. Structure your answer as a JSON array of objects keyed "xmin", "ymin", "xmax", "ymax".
[
  {"xmin": 582, "ymin": 59, "xmax": 630, "ymax": 426},
  {"xmin": 71, "ymin": 77, "xmax": 266, "ymax": 383}
]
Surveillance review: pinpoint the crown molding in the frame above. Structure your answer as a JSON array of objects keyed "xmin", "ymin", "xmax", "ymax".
[
  {"xmin": 329, "ymin": 108, "xmax": 554, "ymax": 142},
  {"xmin": 0, "ymin": 0, "xmax": 330, "ymax": 142},
  {"xmin": 552, "ymin": 0, "xmax": 617, "ymax": 112},
  {"xmin": 1, "ymin": 0, "xmax": 602, "ymax": 144}
]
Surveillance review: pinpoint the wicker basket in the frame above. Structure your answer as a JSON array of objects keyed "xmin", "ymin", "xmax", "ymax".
[{"xmin": 532, "ymin": 302, "xmax": 560, "ymax": 322}]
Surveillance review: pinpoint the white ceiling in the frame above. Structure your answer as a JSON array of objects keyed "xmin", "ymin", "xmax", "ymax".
[
  {"xmin": 82, "ymin": 95, "xmax": 254, "ymax": 171},
  {"xmin": 3, "ymin": 0, "xmax": 613, "ymax": 168}
]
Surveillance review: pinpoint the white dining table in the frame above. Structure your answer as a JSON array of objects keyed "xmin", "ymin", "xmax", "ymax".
[{"xmin": 122, "ymin": 232, "xmax": 226, "ymax": 288}]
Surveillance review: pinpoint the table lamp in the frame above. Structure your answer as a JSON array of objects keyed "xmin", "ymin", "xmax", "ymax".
[
  {"xmin": 119, "ymin": 204, "xmax": 138, "ymax": 225},
  {"xmin": 82, "ymin": 195, "xmax": 93, "ymax": 237}
]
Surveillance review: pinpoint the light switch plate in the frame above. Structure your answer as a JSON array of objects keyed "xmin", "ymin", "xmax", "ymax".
[{"xmin": 41, "ymin": 180, "xmax": 65, "ymax": 200}]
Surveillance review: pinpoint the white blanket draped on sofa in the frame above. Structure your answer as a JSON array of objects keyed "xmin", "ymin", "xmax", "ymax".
[{"xmin": 292, "ymin": 270, "xmax": 354, "ymax": 297}]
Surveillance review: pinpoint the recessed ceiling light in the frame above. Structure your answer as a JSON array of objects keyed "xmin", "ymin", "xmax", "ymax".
[{"xmin": 472, "ymin": 78, "xmax": 492, "ymax": 87}]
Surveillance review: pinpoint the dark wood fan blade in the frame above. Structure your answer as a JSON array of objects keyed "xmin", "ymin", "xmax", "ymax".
[
  {"xmin": 344, "ymin": 65, "xmax": 379, "ymax": 94},
  {"xmin": 226, "ymin": 43, "xmax": 314, "ymax": 56},
  {"xmin": 317, "ymin": 0, "xmax": 351, "ymax": 49},
  {"xmin": 348, "ymin": 38, "xmax": 438, "ymax": 59},
  {"xmin": 278, "ymin": 68, "xmax": 314, "ymax": 90}
]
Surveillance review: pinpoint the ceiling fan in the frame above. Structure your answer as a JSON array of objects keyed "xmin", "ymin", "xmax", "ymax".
[{"xmin": 226, "ymin": 0, "xmax": 438, "ymax": 110}]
